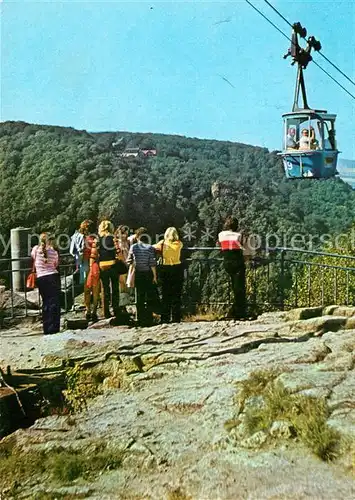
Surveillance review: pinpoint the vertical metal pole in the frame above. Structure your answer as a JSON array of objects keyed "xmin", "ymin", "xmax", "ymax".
[
  {"xmin": 346, "ymin": 270, "xmax": 349, "ymax": 305},
  {"xmin": 321, "ymin": 267, "xmax": 325, "ymax": 306},
  {"xmin": 308, "ymin": 264, "xmax": 311, "ymax": 307},
  {"xmin": 185, "ymin": 261, "xmax": 189, "ymax": 309},
  {"xmin": 71, "ymin": 265, "xmax": 75, "ymax": 311},
  {"xmin": 295, "ymin": 264, "xmax": 298, "ymax": 308},
  {"xmin": 199, "ymin": 261, "xmax": 202, "ymax": 308},
  {"xmin": 9, "ymin": 270, "xmax": 14, "ymax": 319},
  {"xmin": 23, "ymin": 271, "xmax": 28, "ymax": 317},
  {"xmin": 206, "ymin": 258, "xmax": 210, "ymax": 308},
  {"xmin": 253, "ymin": 261, "xmax": 257, "ymax": 308},
  {"xmin": 280, "ymin": 250, "xmax": 285, "ymax": 311},
  {"xmin": 64, "ymin": 268, "xmax": 67, "ymax": 312},
  {"xmin": 267, "ymin": 261, "xmax": 270, "ymax": 304},
  {"xmin": 334, "ymin": 268, "xmax": 337, "ymax": 304}
]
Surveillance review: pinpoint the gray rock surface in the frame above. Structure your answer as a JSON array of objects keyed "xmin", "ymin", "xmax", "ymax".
[{"xmin": 1, "ymin": 308, "xmax": 355, "ymax": 498}]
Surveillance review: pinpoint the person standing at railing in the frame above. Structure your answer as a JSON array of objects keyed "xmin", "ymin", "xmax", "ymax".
[
  {"xmin": 153, "ymin": 227, "xmax": 184, "ymax": 324},
  {"xmin": 69, "ymin": 223, "xmax": 85, "ymax": 272},
  {"xmin": 95, "ymin": 220, "xmax": 121, "ymax": 320},
  {"xmin": 218, "ymin": 216, "xmax": 248, "ymax": 320},
  {"xmin": 126, "ymin": 227, "xmax": 157, "ymax": 327},
  {"xmin": 114, "ymin": 225, "xmax": 134, "ymax": 313},
  {"xmin": 31, "ymin": 233, "xmax": 61, "ymax": 334},
  {"xmin": 82, "ymin": 220, "xmax": 100, "ymax": 322},
  {"xmin": 70, "ymin": 219, "xmax": 100, "ymax": 322}
]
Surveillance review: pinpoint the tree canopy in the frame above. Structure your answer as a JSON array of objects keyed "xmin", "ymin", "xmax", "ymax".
[{"xmin": 0, "ymin": 120, "xmax": 354, "ymax": 255}]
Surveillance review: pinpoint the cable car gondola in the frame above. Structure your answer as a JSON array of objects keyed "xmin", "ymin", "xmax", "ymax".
[{"xmin": 279, "ymin": 23, "xmax": 339, "ymax": 179}]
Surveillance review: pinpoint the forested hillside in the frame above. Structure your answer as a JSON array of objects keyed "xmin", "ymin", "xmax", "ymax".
[{"xmin": 0, "ymin": 121, "xmax": 354, "ymax": 253}]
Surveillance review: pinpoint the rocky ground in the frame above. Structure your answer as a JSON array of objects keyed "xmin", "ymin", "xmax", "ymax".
[{"xmin": 0, "ymin": 306, "xmax": 355, "ymax": 499}]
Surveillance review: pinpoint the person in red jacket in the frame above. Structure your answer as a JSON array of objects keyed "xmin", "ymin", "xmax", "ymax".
[{"xmin": 80, "ymin": 220, "xmax": 100, "ymax": 322}]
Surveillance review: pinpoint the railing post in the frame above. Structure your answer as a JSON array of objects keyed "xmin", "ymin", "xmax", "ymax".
[
  {"xmin": 64, "ymin": 268, "xmax": 67, "ymax": 312},
  {"xmin": 71, "ymin": 265, "xmax": 75, "ymax": 311},
  {"xmin": 308, "ymin": 264, "xmax": 311, "ymax": 307},
  {"xmin": 294, "ymin": 263, "xmax": 298, "ymax": 308},
  {"xmin": 280, "ymin": 249, "xmax": 285, "ymax": 311},
  {"xmin": 321, "ymin": 268, "xmax": 325, "ymax": 306}
]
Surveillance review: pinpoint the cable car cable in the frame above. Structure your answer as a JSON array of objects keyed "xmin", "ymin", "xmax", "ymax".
[
  {"xmin": 244, "ymin": 0, "xmax": 291, "ymax": 44},
  {"xmin": 263, "ymin": 0, "xmax": 293, "ymax": 29},
  {"xmin": 311, "ymin": 60, "xmax": 355, "ymax": 101},
  {"xmin": 263, "ymin": 0, "xmax": 355, "ymax": 88},
  {"xmin": 245, "ymin": 0, "xmax": 355, "ymax": 102}
]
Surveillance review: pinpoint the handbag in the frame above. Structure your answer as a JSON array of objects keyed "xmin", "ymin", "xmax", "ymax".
[
  {"xmin": 26, "ymin": 249, "xmax": 37, "ymax": 289},
  {"xmin": 26, "ymin": 270, "xmax": 36, "ymax": 290}
]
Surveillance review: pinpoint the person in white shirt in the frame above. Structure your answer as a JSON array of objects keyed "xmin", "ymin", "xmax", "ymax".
[{"xmin": 298, "ymin": 128, "xmax": 318, "ymax": 150}]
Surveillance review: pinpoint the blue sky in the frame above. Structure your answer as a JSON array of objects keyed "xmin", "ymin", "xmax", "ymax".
[{"xmin": 1, "ymin": 0, "xmax": 354, "ymax": 158}]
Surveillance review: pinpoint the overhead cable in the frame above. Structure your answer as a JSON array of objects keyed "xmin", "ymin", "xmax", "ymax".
[
  {"xmin": 245, "ymin": 0, "xmax": 355, "ymax": 102},
  {"xmin": 263, "ymin": 0, "xmax": 355, "ymax": 88},
  {"xmin": 245, "ymin": 0, "xmax": 291, "ymax": 44},
  {"xmin": 312, "ymin": 60, "xmax": 355, "ymax": 101}
]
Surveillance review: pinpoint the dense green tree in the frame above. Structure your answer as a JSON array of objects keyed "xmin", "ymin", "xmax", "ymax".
[{"xmin": 0, "ymin": 120, "xmax": 354, "ymax": 257}]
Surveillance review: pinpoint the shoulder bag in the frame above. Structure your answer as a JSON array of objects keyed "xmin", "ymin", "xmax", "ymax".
[{"xmin": 26, "ymin": 247, "xmax": 37, "ymax": 289}]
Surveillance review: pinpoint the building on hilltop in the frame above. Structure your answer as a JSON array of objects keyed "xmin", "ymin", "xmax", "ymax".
[
  {"xmin": 141, "ymin": 149, "xmax": 157, "ymax": 157},
  {"xmin": 120, "ymin": 147, "xmax": 157, "ymax": 159},
  {"xmin": 121, "ymin": 147, "xmax": 140, "ymax": 158}
]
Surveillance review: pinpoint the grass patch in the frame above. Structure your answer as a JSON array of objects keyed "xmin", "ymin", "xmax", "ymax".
[
  {"xmin": 235, "ymin": 369, "xmax": 341, "ymax": 461},
  {"xmin": 236, "ymin": 368, "xmax": 283, "ymax": 412},
  {"xmin": 185, "ymin": 306, "xmax": 225, "ymax": 322},
  {"xmin": 167, "ymin": 487, "xmax": 192, "ymax": 500},
  {"xmin": 48, "ymin": 448, "xmax": 124, "ymax": 482},
  {"xmin": 63, "ymin": 363, "xmax": 106, "ymax": 413},
  {"xmin": 0, "ymin": 435, "xmax": 16, "ymax": 458},
  {"xmin": 0, "ymin": 440, "xmax": 124, "ymax": 495},
  {"xmin": 0, "ymin": 445, "xmax": 47, "ymax": 494}
]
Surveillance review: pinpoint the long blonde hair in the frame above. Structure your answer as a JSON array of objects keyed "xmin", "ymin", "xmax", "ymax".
[
  {"xmin": 98, "ymin": 220, "xmax": 114, "ymax": 237},
  {"xmin": 164, "ymin": 227, "xmax": 179, "ymax": 242}
]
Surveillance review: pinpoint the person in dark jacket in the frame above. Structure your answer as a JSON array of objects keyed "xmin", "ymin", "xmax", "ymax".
[{"xmin": 218, "ymin": 216, "xmax": 248, "ymax": 320}]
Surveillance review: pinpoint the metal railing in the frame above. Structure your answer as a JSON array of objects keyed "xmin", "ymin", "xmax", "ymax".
[
  {"xmin": 0, "ymin": 247, "xmax": 354, "ymax": 320},
  {"xmin": 182, "ymin": 247, "xmax": 355, "ymax": 313},
  {"xmin": 0, "ymin": 254, "xmax": 77, "ymax": 320}
]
